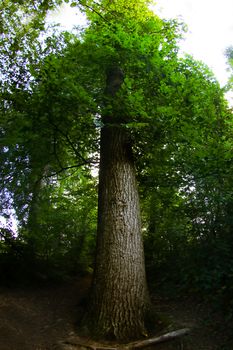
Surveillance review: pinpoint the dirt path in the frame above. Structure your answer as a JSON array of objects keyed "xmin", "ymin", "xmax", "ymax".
[
  {"xmin": 0, "ymin": 276, "xmax": 91, "ymax": 350},
  {"xmin": 0, "ymin": 277, "xmax": 230, "ymax": 350},
  {"xmin": 151, "ymin": 295, "xmax": 225, "ymax": 350}
]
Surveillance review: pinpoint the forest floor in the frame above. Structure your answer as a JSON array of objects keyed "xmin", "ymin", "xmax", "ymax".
[{"xmin": 0, "ymin": 275, "xmax": 232, "ymax": 350}]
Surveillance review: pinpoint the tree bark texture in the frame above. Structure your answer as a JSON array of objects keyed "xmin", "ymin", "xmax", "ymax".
[{"xmin": 82, "ymin": 125, "xmax": 150, "ymax": 341}]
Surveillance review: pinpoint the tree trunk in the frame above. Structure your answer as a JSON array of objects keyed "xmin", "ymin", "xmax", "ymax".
[{"xmin": 82, "ymin": 125, "xmax": 150, "ymax": 341}]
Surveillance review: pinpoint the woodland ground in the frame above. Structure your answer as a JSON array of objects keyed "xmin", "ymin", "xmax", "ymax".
[{"xmin": 0, "ymin": 275, "xmax": 232, "ymax": 350}]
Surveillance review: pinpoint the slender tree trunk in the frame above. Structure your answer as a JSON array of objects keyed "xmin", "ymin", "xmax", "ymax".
[{"xmin": 82, "ymin": 124, "xmax": 150, "ymax": 341}]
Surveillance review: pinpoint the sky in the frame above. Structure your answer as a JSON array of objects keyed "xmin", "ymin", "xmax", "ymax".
[{"xmin": 155, "ymin": 0, "xmax": 233, "ymax": 88}]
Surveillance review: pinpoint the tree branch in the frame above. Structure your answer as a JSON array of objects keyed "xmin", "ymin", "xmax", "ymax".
[
  {"xmin": 130, "ymin": 328, "xmax": 190, "ymax": 348},
  {"xmin": 48, "ymin": 119, "xmax": 90, "ymax": 165},
  {"xmin": 78, "ymin": 0, "xmax": 109, "ymax": 22},
  {"xmin": 46, "ymin": 162, "xmax": 89, "ymax": 178}
]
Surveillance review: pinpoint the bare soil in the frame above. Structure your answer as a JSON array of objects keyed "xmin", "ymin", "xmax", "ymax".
[{"xmin": 0, "ymin": 275, "xmax": 231, "ymax": 350}]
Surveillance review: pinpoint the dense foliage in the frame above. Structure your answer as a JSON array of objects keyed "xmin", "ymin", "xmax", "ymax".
[{"xmin": 1, "ymin": 0, "xmax": 233, "ymax": 332}]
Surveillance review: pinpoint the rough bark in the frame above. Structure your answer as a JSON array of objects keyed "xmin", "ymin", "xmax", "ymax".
[
  {"xmin": 82, "ymin": 125, "xmax": 150, "ymax": 341},
  {"xmin": 81, "ymin": 66, "xmax": 150, "ymax": 341}
]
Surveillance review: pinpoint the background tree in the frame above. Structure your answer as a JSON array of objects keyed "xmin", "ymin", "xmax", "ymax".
[
  {"xmin": 0, "ymin": 4, "xmax": 98, "ymax": 280},
  {"xmin": 143, "ymin": 55, "xmax": 233, "ymax": 321}
]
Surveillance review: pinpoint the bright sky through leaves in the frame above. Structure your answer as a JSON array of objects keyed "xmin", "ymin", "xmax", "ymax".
[
  {"xmin": 155, "ymin": 0, "xmax": 233, "ymax": 86},
  {"xmin": 49, "ymin": 0, "xmax": 233, "ymax": 105}
]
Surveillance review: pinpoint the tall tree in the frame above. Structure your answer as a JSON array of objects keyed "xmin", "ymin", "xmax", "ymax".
[
  {"xmin": 82, "ymin": 70, "xmax": 150, "ymax": 340},
  {"xmin": 74, "ymin": 0, "xmax": 182, "ymax": 340}
]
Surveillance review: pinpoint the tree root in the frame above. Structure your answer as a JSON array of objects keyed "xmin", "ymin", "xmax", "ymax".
[
  {"xmin": 128, "ymin": 328, "xmax": 190, "ymax": 348},
  {"xmin": 57, "ymin": 328, "xmax": 190, "ymax": 350}
]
